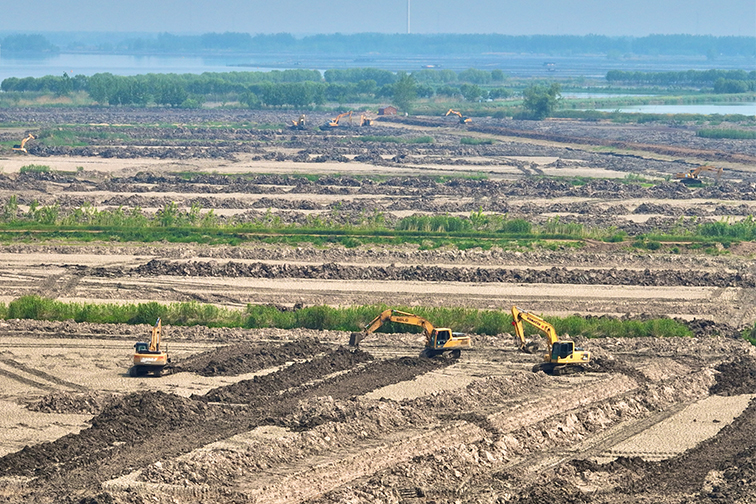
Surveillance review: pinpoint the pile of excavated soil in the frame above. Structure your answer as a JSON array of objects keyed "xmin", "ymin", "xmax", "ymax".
[
  {"xmin": 175, "ymin": 337, "xmax": 328, "ymax": 376},
  {"xmin": 27, "ymin": 391, "xmax": 119, "ymax": 415},
  {"xmin": 127, "ymin": 258, "xmax": 755, "ymax": 288},
  {"xmin": 710, "ymin": 356, "xmax": 756, "ymax": 396},
  {"xmin": 200, "ymin": 346, "xmax": 375, "ymax": 404}
]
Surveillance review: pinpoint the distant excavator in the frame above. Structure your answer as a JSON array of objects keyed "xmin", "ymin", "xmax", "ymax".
[
  {"xmin": 290, "ymin": 114, "xmax": 307, "ymax": 130},
  {"xmin": 359, "ymin": 113, "xmax": 373, "ymax": 127},
  {"xmin": 445, "ymin": 109, "xmax": 471, "ymax": 124},
  {"xmin": 675, "ymin": 165, "xmax": 723, "ymax": 185},
  {"xmin": 321, "ymin": 111, "xmax": 353, "ymax": 129},
  {"xmin": 12, "ymin": 133, "xmax": 34, "ymax": 153},
  {"xmin": 349, "ymin": 308, "xmax": 471, "ymax": 358},
  {"xmin": 511, "ymin": 305, "xmax": 590, "ymax": 375},
  {"xmin": 130, "ymin": 318, "xmax": 169, "ymax": 377}
]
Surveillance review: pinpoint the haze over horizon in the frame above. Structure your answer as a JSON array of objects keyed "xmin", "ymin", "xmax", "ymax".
[{"xmin": 2, "ymin": 0, "xmax": 754, "ymax": 37}]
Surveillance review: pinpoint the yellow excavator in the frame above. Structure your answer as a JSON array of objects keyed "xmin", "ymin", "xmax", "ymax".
[
  {"xmin": 675, "ymin": 165, "xmax": 723, "ymax": 185},
  {"xmin": 445, "ymin": 109, "xmax": 471, "ymax": 124},
  {"xmin": 321, "ymin": 111, "xmax": 353, "ymax": 129},
  {"xmin": 12, "ymin": 133, "xmax": 34, "ymax": 153},
  {"xmin": 511, "ymin": 306, "xmax": 590, "ymax": 375},
  {"xmin": 130, "ymin": 318, "xmax": 169, "ymax": 377},
  {"xmin": 349, "ymin": 308, "xmax": 472, "ymax": 358},
  {"xmin": 359, "ymin": 113, "xmax": 373, "ymax": 127},
  {"xmin": 290, "ymin": 114, "xmax": 307, "ymax": 130}
]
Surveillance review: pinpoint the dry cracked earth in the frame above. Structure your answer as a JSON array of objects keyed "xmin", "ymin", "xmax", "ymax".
[{"xmin": 0, "ymin": 109, "xmax": 755, "ymax": 503}]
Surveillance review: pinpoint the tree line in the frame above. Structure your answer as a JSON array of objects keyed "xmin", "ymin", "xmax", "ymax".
[
  {"xmin": 0, "ymin": 68, "xmax": 514, "ymax": 108},
  {"xmin": 63, "ymin": 32, "xmax": 756, "ymax": 57},
  {"xmin": 606, "ymin": 69, "xmax": 756, "ymax": 93}
]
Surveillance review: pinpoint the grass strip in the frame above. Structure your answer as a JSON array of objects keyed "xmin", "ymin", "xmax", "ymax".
[{"xmin": 0, "ymin": 296, "xmax": 706, "ymax": 341}]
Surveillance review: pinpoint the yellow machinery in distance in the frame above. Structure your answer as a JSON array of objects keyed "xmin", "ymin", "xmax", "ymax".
[
  {"xmin": 290, "ymin": 114, "xmax": 307, "ymax": 130},
  {"xmin": 130, "ymin": 318, "xmax": 169, "ymax": 377},
  {"xmin": 12, "ymin": 133, "xmax": 34, "ymax": 153},
  {"xmin": 322, "ymin": 110, "xmax": 353, "ymax": 129},
  {"xmin": 349, "ymin": 308, "xmax": 471, "ymax": 358},
  {"xmin": 675, "ymin": 165, "xmax": 723, "ymax": 185},
  {"xmin": 511, "ymin": 305, "xmax": 590, "ymax": 375},
  {"xmin": 445, "ymin": 108, "xmax": 471, "ymax": 124},
  {"xmin": 359, "ymin": 113, "xmax": 373, "ymax": 127}
]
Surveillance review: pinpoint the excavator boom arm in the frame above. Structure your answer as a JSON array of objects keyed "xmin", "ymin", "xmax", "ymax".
[
  {"xmin": 511, "ymin": 306, "xmax": 559, "ymax": 351},
  {"xmin": 149, "ymin": 318, "xmax": 162, "ymax": 352}
]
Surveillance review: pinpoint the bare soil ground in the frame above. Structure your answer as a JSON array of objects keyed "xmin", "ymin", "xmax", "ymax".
[{"xmin": 0, "ymin": 109, "xmax": 755, "ymax": 503}]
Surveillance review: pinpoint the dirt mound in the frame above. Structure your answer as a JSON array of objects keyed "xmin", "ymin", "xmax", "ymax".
[
  {"xmin": 510, "ymin": 478, "xmax": 591, "ymax": 504},
  {"xmin": 0, "ymin": 391, "xmax": 216, "ymax": 478},
  {"xmin": 589, "ymin": 357, "xmax": 649, "ymax": 383},
  {"xmin": 176, "ymin": 338, "xmax": 329, "ymax": 376},
  {"xmin": 27, "ymin": 391, "xmax": 118, "ymax": 415},
  {"xmin": 710, "ymin": 356, "xmax": 756, "ymax": 396},
  {"xmin": 128, "ymin": 259, "xmax": 756, "ymax": 288},
  {"xmin": 201, "ymin": 346, "xmax": 374, "ymax": 403}
]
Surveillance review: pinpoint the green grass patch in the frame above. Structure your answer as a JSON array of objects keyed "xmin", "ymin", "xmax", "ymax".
[
  {"xmin": 460, "ymin": 136, "xmax": 495, "ymax": 145},
  {"xmin": 19, "ymin": 164, "xmax": 50, "ymax": 174},
  {"xmin": 697, "ymin": 128, "xmax": 756, "ymax": 139},
  {"xmin": 0, "ymin": 296, "xmax": 705, "ymax": 341}
]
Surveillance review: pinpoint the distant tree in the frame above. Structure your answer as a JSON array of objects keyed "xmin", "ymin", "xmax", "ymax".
[
  {"xmin": 488, "ymin": 87, "xmax": 512, "ymax": 100},
  {"xmin": 522, "ymin": 83, "xmax": 561, "ymax": 120},
  {"xmin": 491, "ymin": 69, "xmax": 506, "ymax": 82},
  {"xmin": 436, "ymin": 85, "xmax": 460, "ymax": 98},
  {"xmin": 460, "ymin": 83, "xmax": 483, "ymax": 102},
  {"xmin": 1, "ymin": 34, "xmax": 58, "ymax": 53},
  {"xmin": 392, "ymin": 73, "xmax": 417, "ymax": 113},
  {"xmin": 415, "ymin": 84, "xmax": 435, "ymax": 99}
]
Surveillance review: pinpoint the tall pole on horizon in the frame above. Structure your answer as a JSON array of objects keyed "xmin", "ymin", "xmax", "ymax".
[{"xmin": 407, "ymin": 0, "xmax": 411, "ymax": 34}]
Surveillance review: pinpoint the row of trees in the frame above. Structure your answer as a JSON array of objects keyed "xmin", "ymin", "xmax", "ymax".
[
  {"xmin": 0, "ymin": 70, "xmax": 517, "ymax": 108},
  {"xmin": 65, "ymin": 32, "xmax": 756, "ymax": 57},
  {"xmin": 606, "ymin": 69, "xmax": 756, "ymax": 88}
]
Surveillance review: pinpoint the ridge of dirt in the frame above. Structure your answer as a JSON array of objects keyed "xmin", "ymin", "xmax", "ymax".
[
  {"xmin": 710, "ymin": 355, "xmax": 756, "ymax": 396},
  {"xmin": 125, "ymin": 258, "xmax": 755, "ymax": 288},
  {"xmin": 0, "ymin": 347, "xmax": 451, "ymax": 502},
  {"xmin": 175, "ymin": 337, "xmax": 328, "ymax": 376},
  {"xmin": 26, "ymin": 391, "xmax": 119, "ymax": 415}
]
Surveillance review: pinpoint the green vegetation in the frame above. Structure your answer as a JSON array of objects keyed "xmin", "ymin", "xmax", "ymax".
[
  {"xmin": 606, "ymin": 69, "xmax": 756, "ymax": 92},
  {"xmin": 0, "ymin": 296, "xmax": 698, "ymax": 340},
  {"xmin": 697, "ymin": 128, "xmax": 756, "ymax": 139},
  {"xmin": 0, "ymin": 196, "xmax": 754, "ymax": 251},
  {"xmin": 519, "ymin": 83, "xmax": 562, "ymax": 120},
  {"xmin": 19, "ymin": 164, "xmax": 51, "ymax": 174},
  {"xmin": 460, "ymin": 137, "xmax": 495, "ymax": 145},
  {"xmin": 62, "ymin": 33, "xmax": 756, "ymax": 58}
]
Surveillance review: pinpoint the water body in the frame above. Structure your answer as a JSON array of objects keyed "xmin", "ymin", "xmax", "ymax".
[
  {"xmin": 0, "ymin": 53, "xmax": 277, "ymax": 81},
  {"xmin": 596, "ymin": 103, "xmax": 756, "ymax": 115},
  {"xmin": 0, "ymin": 52, "xmax": 753, "ymax": 81}
]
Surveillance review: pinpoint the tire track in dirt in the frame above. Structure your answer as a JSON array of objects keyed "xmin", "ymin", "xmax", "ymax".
[
  {"xmin": 0, "ymin": 347, "xmax": 452, "ymax": 503},
  {"xmin": 0, "ymin": 356, "xmax": 86, "ymax": 392}
]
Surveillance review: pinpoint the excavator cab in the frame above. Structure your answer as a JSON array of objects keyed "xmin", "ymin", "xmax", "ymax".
[
  {"xmin": 134, "ymin": 342, "xmax": 150, "ymax": 354},
  {"xmin": 431, "ymin": 329, "xmax": 451, "ymax": 348},
  {"xmin": 551, "ymin": 341, "xmax": 575, "ymax": 361}
]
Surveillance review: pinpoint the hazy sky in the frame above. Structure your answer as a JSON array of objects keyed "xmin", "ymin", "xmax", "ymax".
[{"xmin": 3, "ymin": 0, "xmax": 755, "ymax": 36}]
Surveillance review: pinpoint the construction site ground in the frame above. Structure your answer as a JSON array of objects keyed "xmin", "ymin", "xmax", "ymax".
[{"xmin": 0, "ymin": 109, "xmax": 755, "ymax": 503}]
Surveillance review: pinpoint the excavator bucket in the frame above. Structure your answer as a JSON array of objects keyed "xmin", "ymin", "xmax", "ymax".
[{"xmin": 349, "ymin": 332, "xmax": 365, "ymax": 347}]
